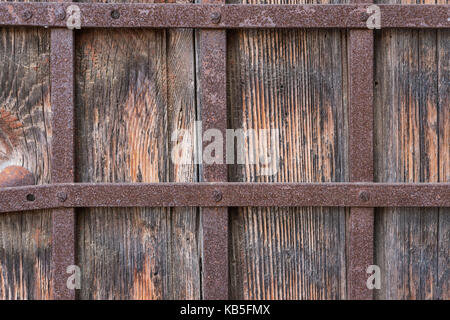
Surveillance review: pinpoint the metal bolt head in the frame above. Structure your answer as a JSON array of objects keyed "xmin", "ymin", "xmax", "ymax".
[
  {"xmin": 23, "ymin": 10, "xmax": 33, "ymax": 21},
  {"xmin": 360, "ymin": 12, "xmax": 370, "ymax": 22},
  {"xmin": 111, "ymin": 10, "xmax": 120, "ymax": 20},
  {"xmin": 57, "ymin": 192, "xmax": 68, "ymax": 203},
  {"xmin": 212, "ymin": 190, "xmax": 222, "ymax": 202},
  {"xmin": 55, "ymin": 8, "xmax": 66, "ymax": 21},
  {"xmin": 359, "ymin": 190, "xmax": 370, "ymax": 202},
  {"xmin": 210, "ymin": 12, "xmax": 221, "ymax": 24}
]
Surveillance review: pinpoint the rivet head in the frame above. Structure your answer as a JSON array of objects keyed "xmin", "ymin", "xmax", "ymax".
[
  {"xmin": 57, "ymin": 192, "xmax": 68, "ymax": 203},
  {"xmin": 359, "ymin": 190, "xmax": 370, "ymax": 202},
  {"xmin": 210, "ymin": 12, "xmax": 221, "ymax": 24},
  {"xmin": 360, "ymin": 12, "xmax": 370, "ymax": 22},
  {"xmin": 23, "ymin": 10, "xmax": 33, "ymax": 21},
  {"xmin": 55, "ymin": 8, "xmax": 66, "ymax": 21},
  {"xmin": 111, "ymin": 10, "xmax": 120, "ymax": 20},
  {"xmin": 212, "ymin": 190, "xmax": 222, "ymax": 202}
]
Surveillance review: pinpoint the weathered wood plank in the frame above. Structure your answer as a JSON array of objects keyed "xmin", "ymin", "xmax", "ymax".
[
  {"xmin": 166, "ymin": 0, "xmax": 200, "ymax": 299},
  {"xmin": 228, "ymin": 0, "xmax": 349, "ymax": 299},
  {"xmin": 76, "ymin": 0, "xmax": 199, "ymax": 299},
  {"xmin": 437, "ymin": 28, "xmax": 449, "ymax": 300},
  {"xmin": 374, "ymin": 0, "xmax": 449, "ymax": 300},
  {"xmin": 0, "ymin": 25, "xmax": 52, "ymax": 299}
]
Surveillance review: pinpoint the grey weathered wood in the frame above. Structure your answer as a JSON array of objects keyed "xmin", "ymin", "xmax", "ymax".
[
  {"xmin": 228, "ymin": 0, "xmax": 349, "ymax": 299},
  {"xmin": 0, "ymin": 25, "xmax": 52, "ymax": 299},
  {"xmin": 76, "ymin": 0, "xmax": 199, "ymax": 299},
  {"xmin": 374, "ymin": 0, "xmax": 449, "ymax": 299}
]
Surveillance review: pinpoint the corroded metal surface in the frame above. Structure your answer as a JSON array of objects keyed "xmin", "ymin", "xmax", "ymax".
[
  {"xmin": 348, "ymin": 29, "xmax": 374, "ymax": 184},
  {"xmin": 200, "ymin": 0, "xmax": 229, "ymax": 300},
  {"xmin": 50, "ymin": 28, "xmax": 75, "ymax": 300},
  {"xmin": 0, "ymin": 182, "xmax": 448, "ymax": 213},
  {"xmin": 348, "ymin": 207, "xmax": 374, "ymax": 300},
  {"xmin": 347, "ymin": 15, "xmax": 375, "ymax": 300},
  {"xmin": 0, "ymin": 4, "xmax": 448, "ymax": 28}
]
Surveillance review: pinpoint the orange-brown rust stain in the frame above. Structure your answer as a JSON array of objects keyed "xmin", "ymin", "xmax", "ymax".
[
  {"xmin": 0, "ymin": 108, "xmax": 23, "ymax": 161},
  {"xmin": 123, "ymin": 83, "xmax": 163, "ymax": 183},
  {"xmin": 130, "ymin": 255, "xmax": 160, "ymax": 300},
  {"xmin": 0, "ymin": 165, "xmax": 34, "ymax": 187},
  {"xmin": 83, "ymin": 41, "xmax": 99, "ymax": 70}
]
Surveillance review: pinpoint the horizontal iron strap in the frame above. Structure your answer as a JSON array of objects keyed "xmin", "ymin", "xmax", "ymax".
[
  {"xmin": 0, "ymin": 183, "xmax": 448, "ymax": 213},
  {"xmin": 0, "ymin": 3, "xmax": 448, "ymax": 29}
]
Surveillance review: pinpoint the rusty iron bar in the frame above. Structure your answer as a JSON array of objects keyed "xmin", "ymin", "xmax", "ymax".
[
  {"xmin": 50, "ymin": 27, "xmax": 75, "ymax": 300},
  {"xmin": 0, "ymin": 3, "xmax": 448, "ymax": 29},
  {"xmin": 347, "ymin": 0, "xmax": 375, "ymax": 300},
  {"xmin": 200, "ymin": 0, "xmax": 229, "ymax": 300},
  {"xmin": 0, "ymin": 183, "xmax": 448, "ymax": 213}
]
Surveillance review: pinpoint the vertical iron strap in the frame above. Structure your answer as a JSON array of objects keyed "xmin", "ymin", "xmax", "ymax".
[
  {"xmin": 347, "ymin": 0, "xmax": 375, "ymax": 300},
  {"xmin": 200, "ymin": 0, "xmax": 229, "ymax": 300},
  {"xmin": 50, "ymin": 26, "xmax": 76, "ymax": 300}
]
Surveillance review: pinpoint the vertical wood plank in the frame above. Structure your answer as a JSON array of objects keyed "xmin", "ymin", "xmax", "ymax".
[
  {"xmin": 228, "ymin": 0, "xmax": 349, "ymax": 299},
  {"xmin": 0, "ymin": 22, "xmax": 52, "ymax": 298},
  {"xmin": 167, "ymin": 0, "xmax": 201, "ymax": 300},
  {"xmin": 437, "ymin": 29, "xmax": 449, "ymax": 300},
  {"xmin": 76, "ymin": 0, "xmax": 199, "ymax": 299},
  {"xmin": 374, "ymin": 0, "xmax": 449, "ymax": 300}
]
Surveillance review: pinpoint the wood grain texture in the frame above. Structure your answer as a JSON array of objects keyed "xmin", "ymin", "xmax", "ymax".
[
  {"xmin": 0, "ymin": 25, "xmax": 52, "ymax": 299},
  {"xmin": 374, "ymin": 0, "xmax": 449, "ymax": 300},
  {"xmin": 228, "ymin": 0, "xmax": 349, "ymax": 299},
  {"xmin": 75, "ymin": 0, "xmax": 199, "ymax": 299}
]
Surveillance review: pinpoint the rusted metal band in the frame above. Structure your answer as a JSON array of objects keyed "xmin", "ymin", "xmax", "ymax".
[
  {"xmin": 0, "ymin": 182, "xmax": 448, "ymax": 213},
  {"xmin": 348, "ymin": 30, "xmax": 374, "ymax": 184},
  {"xmin": 347, "ymin": 0, "xmax": 375, "ymax": 300},
  {"xmin": 200, "ymin": 0, "xmax": 229, "ymax": 300},
  {"xmin": 0, "ymin": 3, "xmax": 448, "ymax": 29},
  {"xmin": 50, "ymin": 28, "xmax": 75, "ymax": 300},
  {"xmin": 347, "ymin": 207, "xmax": 373, "ymax": 299}
]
